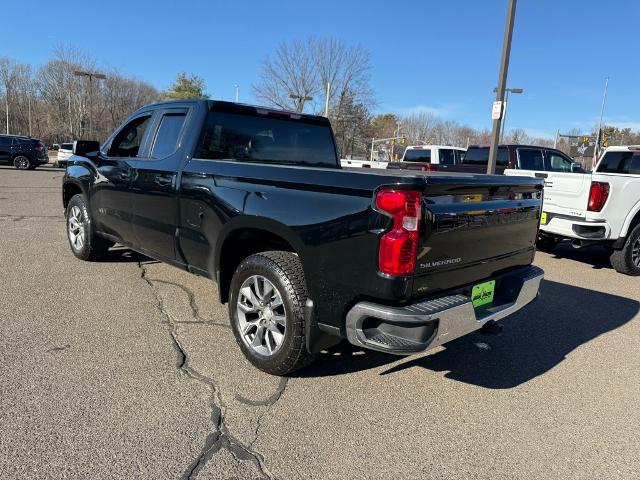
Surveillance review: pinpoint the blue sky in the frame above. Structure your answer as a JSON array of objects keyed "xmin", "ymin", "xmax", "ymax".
[{"xmin": 3, "ymin": 0, "xmax": 639, "ymax": 138}]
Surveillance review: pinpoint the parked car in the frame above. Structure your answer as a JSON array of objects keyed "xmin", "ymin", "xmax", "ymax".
[
  {"xmin": 340, "ymin": 158, "xmax": 388, "ymax": 169},
  {"xmin": 386, "ymin": 145, "xmax": 466, "ymax": 171},
  {"xmin": 55, "ymin": 143, "xmax": 74, "ymax": 167},
  {"xmin": 419, "ymin": 144, "xmax": 583, "ymax": 174},
  {"xmin": 50, "ymin": 143, "xmax": 60, "ymax": 151},
  {"xmin": 508, "ymin": 145, "xmax": 640, "ymax": 275},
  {"xmin": 0, "ymin": 134, "xmax": 48, "ymax": 169},
  {"xmin": 62, "ymin": 100, "xmax": 544, "ymax": 375}
]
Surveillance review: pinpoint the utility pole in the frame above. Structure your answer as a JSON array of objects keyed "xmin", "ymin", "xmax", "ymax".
[
  {"xmin": 593, "ymin": 77, "xmax": 609, "ymax": 165},
  {"xmin": 487, "ymin": 0, "xmax": 517, "ymax": 174},
  {"xmin": 28, "ymin": 95, "xmax": 32, "ymax": 137},
  {"xmin": 370, "ymin": 137, "xmax": 375, "ymax": 161},
  {"xmin": 554, "ymin": 129, "xmax": 559, "ymax": 148},
  {"xmin": 324, "ymin": 82, "xmax": 331, "ymax": 117},
  {"xmin": 74, "ymin": 70, "xmax": 106, "ymax": 139},
  {"xmin": 235, "ymin": 84, "xmax": 239, "ymax": 102}
]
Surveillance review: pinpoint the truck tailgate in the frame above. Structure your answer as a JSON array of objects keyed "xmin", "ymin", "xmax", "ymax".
[
  {"xmin": 504, "ymin": 169, "xmax": 591, "ymax": 218},
  {"xmin": 412, "ymin": 175, "xmax": 543, "ymax": 297}
]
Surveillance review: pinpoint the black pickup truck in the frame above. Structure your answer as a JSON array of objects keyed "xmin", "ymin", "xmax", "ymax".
[{"xmin": 63, "ymin": 100, "xmax": 544, "ymax": 375}]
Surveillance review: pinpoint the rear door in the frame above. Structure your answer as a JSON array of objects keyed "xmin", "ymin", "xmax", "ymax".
[{"xmin": 129, "ymin": 107, "xmax": 189, "ymax": 261}]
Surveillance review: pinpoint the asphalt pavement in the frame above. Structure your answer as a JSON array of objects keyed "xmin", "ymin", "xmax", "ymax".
[{"xmin": 1, "ymin": 165, "xmax": 638, "ymax": 479}]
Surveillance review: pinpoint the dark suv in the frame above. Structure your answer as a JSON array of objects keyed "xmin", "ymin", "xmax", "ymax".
[{"xmin": 0, "ymin": 134, "xmax": 49, "ymax": 169}]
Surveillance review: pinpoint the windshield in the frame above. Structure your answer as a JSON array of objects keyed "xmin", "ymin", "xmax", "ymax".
[
  {"xmin": 61, "ymin": 143, "xmax": 73, "ymax": 150},
  {"xmin": 403, "ymin": 149, "xmax": 431, "ymax": 162},
  {"xmin": 463, "ymin": 147, "xmax": 508, "ymax": 166}
]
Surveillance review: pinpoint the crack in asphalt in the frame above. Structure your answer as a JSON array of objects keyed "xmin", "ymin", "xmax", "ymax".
[
  {"xmin": 137, "ymin": 262, "xmax": 275, "ymax": 480},
  {"xmin": 144, "ymin": 278, "xmax": 231, "ymax": 329},
  {"xmin": 0, "ymin": 214, "xmax": 63, "ymax": 222}
]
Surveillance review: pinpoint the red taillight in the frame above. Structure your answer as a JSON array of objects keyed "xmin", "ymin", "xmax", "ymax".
[
  {"xmin": 588, "ymin": 181, "xmax": 609, "ymax": 212},
  {"xmin": 375, "ymin": 189, "xmax": 421, "ymax": 276},
  {"xmin": 421, "ymin": 163, "xmax": 437, "ymax": 172},
  {"xmin": 34, "ymin": 143, "xmax": 43, "ymax": 152}
]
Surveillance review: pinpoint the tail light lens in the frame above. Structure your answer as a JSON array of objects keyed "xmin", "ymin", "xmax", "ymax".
[
  {"xmin": 588, "ymin": 181, "xmax": 609, "ymax": 212},
  {"xmin": 421, "ymin": 164, "xmax": 437, "ymax": 172},
  {"xmin": 375, "ymin": 189, "xmax": 421, "ymax": 276},
  {"xmin": 34, "ymin": 143, "xmax": 43, "ymax": 152}
]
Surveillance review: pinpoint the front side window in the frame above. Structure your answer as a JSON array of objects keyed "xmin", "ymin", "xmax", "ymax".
[
  {"xmin": 195, "ymin": 110, "xmax": 337, "ymax": 167},
  {"xmin": 151, "ymin": 113, "xmax": 186, "ymax": 158},
  {"xmin": 518, "ymin": 149, "xmax": 544, "ymax": 171},
  {"xmin": 403, "ymin": 149, "xmax": 431, "ymax": 162},
  {"xmin": 545, "ymin": 151, "xmax": 573, "ymax": 172},
  {"xmin": 108, "ymin": 115, "xmax": 152, "ymax": 158}
]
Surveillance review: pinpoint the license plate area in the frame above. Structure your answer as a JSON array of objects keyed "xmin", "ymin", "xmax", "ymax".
[{"xmin": 471, "ymin": 280, "xmax": 496, "ymax": 310}]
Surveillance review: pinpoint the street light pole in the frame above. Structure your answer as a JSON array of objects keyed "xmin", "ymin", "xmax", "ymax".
[
  {"xmin": 235, "ymin": 84, "xmax": 239, "ymax": 102},
  {"xmin": 487, "ymin": 0, "xmax": 517, "ymax": 174},
  {"xmin": 74, "ymin": 70, "xmax": 106, "ymax": 139},
  {"xmin": 28, "ymin": 95, "xmax": 32, "ymax": 137},
  {"xmin": 493, "ymin": 87, "xmax": 523, "ymax": 142},
  {"xmin": 289, "ymin": 93, "xmax": 313, "ymax": 113}
]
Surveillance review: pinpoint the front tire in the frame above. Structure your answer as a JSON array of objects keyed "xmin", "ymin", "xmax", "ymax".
[
  {"xmin": 66, "ymin": 194, "xmax": 113, "ymax": 261},
  {"xmin": 610, "ymin": 224, "xmax": 640, "ymax": 276},
  {"xmin": 229, "ymin": 251, "xmax": 316, "ymax": 375},
  {"xmin": 13, "ymin": 155, "xmax": 31, "ymax": 170}
]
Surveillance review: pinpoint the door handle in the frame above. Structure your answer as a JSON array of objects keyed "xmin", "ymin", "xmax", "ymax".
[
  {"xmin": 118, "ymin": 172, "xmax": 130, "ymax": 180},
  {"xmin": 155, "ymin": 175, "xmax": 173, "ymax": 187}
]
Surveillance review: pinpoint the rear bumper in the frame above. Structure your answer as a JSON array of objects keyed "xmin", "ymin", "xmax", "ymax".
[
  {"xmin": 540, "ymin": 216, "xmax": 610, "ymax": 240},
  {"xmin": 345, "ymin": 265, "xmax": 544, "ymax": 355}
]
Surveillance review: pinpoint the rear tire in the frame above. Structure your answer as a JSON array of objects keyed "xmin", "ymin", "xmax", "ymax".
[
  {"xmin": 13, "ymin": 155, "xmax": 31, "ymax": 170},
  {"xmin": 66, "ymin": 194, "xmax": 113, "ymax": 261},
  {"xmin": 229, "ymin": 251, "xmax": 317, "ymax": 375},
  {"xmin": 610, "ymin": 224, "xmax": 640, "ymax": 276}
]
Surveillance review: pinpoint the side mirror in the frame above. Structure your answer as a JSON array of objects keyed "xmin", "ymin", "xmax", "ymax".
[
  {"xmin": 570, "ymin": 162, "xmax": 582, "ymax": 173},
  {"xmin": 73, "ymin": 140, "xmax": 100, "ymax": 157}
]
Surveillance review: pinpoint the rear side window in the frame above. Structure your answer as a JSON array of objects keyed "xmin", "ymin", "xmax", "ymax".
[
  {"xmin": 463, "ymin": 147, "xmax": 508, "ymax": 166},
  {"xmin": 597, "ymin": 151, "xmax": 635, "ymax": 174},
  {"xmin": 439, "ymin": 149, "xmax": 455, "ymax": 165},
  {"xmin": 195, "ymin": 111, "xmax": 337, "ymax": 167},
  {"xmin": 403, "ymin": 149, "xmax": 431, "ymax": 162},
  {"xmin": 151, "ymin": 113, "xmax": 186, "ymax": 158},
  {"xmin": 518, "ymin": 149, "xmax": 544, "ymax": 170},
  {"xmin": 0, "ymin": 137, "xmax": 11, "ymax": 147}
]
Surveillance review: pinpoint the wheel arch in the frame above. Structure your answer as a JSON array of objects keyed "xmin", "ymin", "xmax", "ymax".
[
  {"xmin": 215, "ymin": 219, "xmax": 306, "ymax": 305},
  {"xmin": 620, "ymin": 200, "xmax": 640, "ymax": 238}
]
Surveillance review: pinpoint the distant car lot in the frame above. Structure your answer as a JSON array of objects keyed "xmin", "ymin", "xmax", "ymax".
[{"xmin": 1, "ymin": 166, "xmax": 639, "ymax": 479}]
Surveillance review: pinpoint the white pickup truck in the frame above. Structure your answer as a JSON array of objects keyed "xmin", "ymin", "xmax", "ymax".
[{"xmin": 507, "ymin": 146, "xmax": 640, "ymax": 275}]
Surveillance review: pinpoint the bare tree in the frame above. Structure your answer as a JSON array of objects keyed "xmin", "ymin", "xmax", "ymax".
[
  {"xmin": 400, "ymin": 111, "xmax": 437, "ymax": 144},
  {"xmin": 253, "ymin": 37, "xmax": 373, "ymax": 114},
  {"xmin": 253, "ymin": 39, "xmax": 318, "ymax": 112}
]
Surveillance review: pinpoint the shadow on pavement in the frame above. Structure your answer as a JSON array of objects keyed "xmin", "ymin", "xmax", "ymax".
[
  {"xmin": 297, "ymin": 280, "xmax": 639, "ymax": 388},
  {"xmin": 548, "ymin": 242, "xmax": 613, "ymax": 270},
  {"xmin": 101, "ymin": 246, "xmax": 159, "ymax": 265}
]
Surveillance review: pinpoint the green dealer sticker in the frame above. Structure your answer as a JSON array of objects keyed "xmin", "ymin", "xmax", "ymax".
[{"xmin": 472, "ymin": 280, "xmax": 496, "ymax": 308}]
